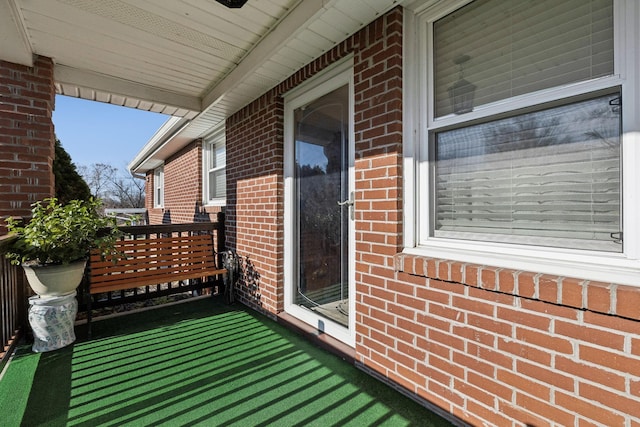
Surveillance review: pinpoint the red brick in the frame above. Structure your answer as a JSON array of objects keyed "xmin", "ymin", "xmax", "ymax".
[
  {"xmin": 429, "ymin": 328, "xmax": 465, "ymax": 351},
  {"xmin": 580, "ymin": 344, "xmax": 640, "ymax": 376},
  {"xmin": 415, "ymin": 287, "xmax": 449, "ymax": 305},
  {"xmin": 561, "ymin": 277, "xmax": 586, "ymax": 308},
  {"xmin": 520, "ymin": 298, "xmax": 579, "ymax": 320},
  {"xmin": 452, "ymin": 324, "xmax": 496, "ymax": 348},
  {"xmin": 555, "ymin": 392, "xmax": 625, "ymax": 426},
  {"xmin": 452, "ymin": 295, "xmax": 494, "ymax": 317},
  {"xmin": 517, "ymin": 271, "xmax": 538, "ymax": 298},
  {"xmin": 498, "ymin": 338, "xmax": 551, "ymax": 366},
  {"xmin": 453, "ymin": 378, "xmax": 495, "ymax": 407},
  {"xmin": 537, "ymin": 274, "xmax": 559, "ymax": 303},
  {"xmin": 450, "ymin": 262, "xmax": 464, "ymax": 283},
  {"xmin": 616, "ymin": 284, "xmax": 640, "ymax": 320},
  {"xmin": 465, "ymin": 400, "xmax": 512, "ymax": 426},
  {"xmin": 579, "ymin": 381, "xmax": 640, "ymax": 418},
  {"xmin": 555, "ymin": 320, "xmax": 625, "ymax": 350},
  {"xmin": 497, "ymin": 368, "xmax": 551, "ymax": 401},
  {"xmin": 467, "ymin": 313, "xmax": 512, "ymax": 337},
  {"xmin": 586, "ymin": 281, "xmax": 613, "ymax": 314},
  {"xmin": 497, "ymin": 269, "xmax": 516, "ymax": 294},
  {"xmin": 0, "ymin": 55, "xmax": 55, "ymax": 233},
  {"xmin": 516, "ymin": 393, "xmax": 574, "ymax": 426},
  {"xmin": 480, "ymin": 267, "xmax": 497, "ymax": 290},
  {"xmin": 429, "ymin": 353, "xmax": 465, "ymax": 380},
  {"xmin": 465, "ymin": 264, "xmax": 479, "ymax": 286},
  {"xmin": 516, "ymin": 327, "xmax": 574, "ymax": 354},
  {"xmin": 516, "ymin": 359, "xmax": 575, "ymax": 391},
  {"xmin": 555, "ymin": 356, "xmax": 626, "ymax": 392},
  {"xmin": 498, "ymin": 402, "xmax": 548, "ymax": 427},
  {"xmin": 497, "ymin": 306, "xmax": 551, "ymax": 331}
]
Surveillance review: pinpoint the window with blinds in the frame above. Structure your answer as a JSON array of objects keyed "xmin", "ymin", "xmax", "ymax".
[
  {"xmin": 433, "ymin": 0, "xmax": 614, "ymax": 117},
  {"xmin": 434, "ymin": 92, "xmax": 621, "ymax": 251},
  {"xmin": 154, "ymin": 166, "xmax": 164, "ymax": 208},
  {"xmin": 429, "ymin": 0, "xmax": 620, "ymax": 252},
  {"xmin": 204, "ymin": 138, "xmax": 226, "ymax": 203}
]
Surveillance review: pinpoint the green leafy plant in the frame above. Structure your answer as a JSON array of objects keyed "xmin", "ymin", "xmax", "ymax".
[{"xmin": 5, "ymin": 198, "xmax": 121, "ymax": 266}]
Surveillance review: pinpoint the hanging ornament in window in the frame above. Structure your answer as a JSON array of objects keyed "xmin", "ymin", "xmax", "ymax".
[{"xmin": 447, "ymin": 54, "xmax": 476, "ymax": 114}]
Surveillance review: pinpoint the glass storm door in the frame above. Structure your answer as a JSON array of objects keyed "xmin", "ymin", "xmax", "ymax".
[{"xmin": 284, "ymin": 67, "xmax": 354, "ymax": 346}]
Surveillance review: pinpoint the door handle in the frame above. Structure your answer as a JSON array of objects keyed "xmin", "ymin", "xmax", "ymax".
[{"xmin": 337, "ymin": 191, "xmax": 355, "ymax": 220}]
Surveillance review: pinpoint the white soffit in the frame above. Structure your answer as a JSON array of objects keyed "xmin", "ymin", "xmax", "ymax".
[{"xmin": 0, "ymin": 0, "xmax": 403, "ymax": 169}]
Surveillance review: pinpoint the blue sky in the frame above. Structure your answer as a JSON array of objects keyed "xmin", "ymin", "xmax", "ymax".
[{"xmin": 52, "ymin": 95, "xmax": 169, "ymax": 171}]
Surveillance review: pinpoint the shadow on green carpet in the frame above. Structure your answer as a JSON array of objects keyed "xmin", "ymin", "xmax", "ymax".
[{"xmin": 1, "ymin": 298, "xmax": 454, "ymax": 427}]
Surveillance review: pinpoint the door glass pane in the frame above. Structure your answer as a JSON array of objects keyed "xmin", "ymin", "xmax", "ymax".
[{"xmin": 294, "ymin": 84, "xmax": 349, "ymax": 327}]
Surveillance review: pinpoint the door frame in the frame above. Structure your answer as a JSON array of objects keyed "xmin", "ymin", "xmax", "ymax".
[{"xmin": 283, "ymin": 57, "xmax": 356, "ymax": 347}]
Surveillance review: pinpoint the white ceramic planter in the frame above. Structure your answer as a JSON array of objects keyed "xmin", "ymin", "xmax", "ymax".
[{"xmin": 22, "ymin": 260, "xmax": 87, "ymax": 297}]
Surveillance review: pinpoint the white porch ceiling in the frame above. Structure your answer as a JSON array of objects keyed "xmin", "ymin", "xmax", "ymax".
[{"xmin": 0, "ymin": 0, "xmax": 402, "ymax": 172}]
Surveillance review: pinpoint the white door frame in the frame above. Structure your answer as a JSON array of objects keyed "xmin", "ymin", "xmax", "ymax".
[{"xmin": 283, "ymin": 58, "xmax": 355, "ymax": 347}]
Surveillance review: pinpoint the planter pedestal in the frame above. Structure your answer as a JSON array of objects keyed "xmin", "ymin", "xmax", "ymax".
[{"xmin": 28, "ymin": 291, "xmax": 77, "ymax": 352}]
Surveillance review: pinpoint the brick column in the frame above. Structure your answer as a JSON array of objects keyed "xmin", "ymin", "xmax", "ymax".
[{"xmin": 0, "ymin": 56, "xmax": 56, "ymax": 234}]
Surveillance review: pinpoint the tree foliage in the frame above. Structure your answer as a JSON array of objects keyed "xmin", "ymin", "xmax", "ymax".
[{"xmin": 53, "ymin": 138, "xmax": 91, "ymax": 204}]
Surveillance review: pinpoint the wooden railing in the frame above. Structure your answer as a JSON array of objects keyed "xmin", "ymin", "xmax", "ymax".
[
  {"xmin": 0, "ymin": 219, "xmax": 225, "ymax": 357},
  {"xmin": 79, "ymin": 218, "xmax": 226, "ymax": 315},
  {"xmin": 0, "ymin": 234, "xmax": 27, "ymax": 371}
]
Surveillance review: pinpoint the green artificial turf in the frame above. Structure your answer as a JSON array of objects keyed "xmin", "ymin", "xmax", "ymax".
[{"xmin": 0, "ymin": 298, "xmax": 453, "ymax": 427}]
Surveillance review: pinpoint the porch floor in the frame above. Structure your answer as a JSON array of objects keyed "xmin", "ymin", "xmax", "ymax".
[{"xmin": 0, "ymin": 297, "xmax": 452, "ymax": 426}]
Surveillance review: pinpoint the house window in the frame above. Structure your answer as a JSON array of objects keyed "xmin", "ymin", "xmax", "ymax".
[
  {"xmin": 154, "ymin": 166, "xmax": 164, "ymax": 208},
  {"xmin": 406, "ymin": 0, "xmax": 640, "ymax": 283},
  {"xmin": 203, "ymin": 130, "xmax": 226, "ymax": 205},
  {"xmin": 434, "ymin": 92, "xmax": 621, "ymax": 252}
]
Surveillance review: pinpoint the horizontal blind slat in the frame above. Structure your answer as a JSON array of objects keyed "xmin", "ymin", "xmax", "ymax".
[
  {"xmin": 434, "ymin": 0, "xmax": 613, "ymax": 117},
  {"xmin": 434, "ymin": 92, "xmax": 621, "ymax": 251}
]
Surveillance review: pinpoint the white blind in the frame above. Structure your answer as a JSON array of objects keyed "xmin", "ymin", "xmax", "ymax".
[
  {"xmin": 434, "ymin": 93, "xmax": 621, "ymax": 251},
  {"xmin": 433, "ymin": 0, "xmax": 614, "ymax": 117},
  {"xmin": 154, "ymin": 167, "xmax": 163, "ymax": 207},
  {"xmin": 207, "ymin": 142, "xmax": 226, "ymax": 200}
]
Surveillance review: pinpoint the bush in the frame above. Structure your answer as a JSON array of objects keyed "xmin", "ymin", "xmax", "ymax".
[{"xmin": 5, "ymin": 198, "xmax": 120, "ymax": 265}]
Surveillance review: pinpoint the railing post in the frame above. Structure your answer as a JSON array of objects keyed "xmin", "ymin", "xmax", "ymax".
[
  {"xmin": 216, "ymin": 212, "xmax": 226, "ymax": 267},
  {"xmin": 0, "ymin": 235, "xmax": 29, "ymax": 369}
]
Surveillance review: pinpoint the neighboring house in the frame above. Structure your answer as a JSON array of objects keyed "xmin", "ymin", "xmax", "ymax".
[
  {"xmin": 129, "ymin": 118, "xmax": 226, "ymax": 224},
  {"xmin": 3, "ymin": 0, "xmax": 640, "ymax": 425}
]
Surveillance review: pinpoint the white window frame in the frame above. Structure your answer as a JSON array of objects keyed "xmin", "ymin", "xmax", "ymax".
[
  {"xmin": 403, "ymin": 0, "xmax": 640, "ymax": 286},
  {"xmin": 202, "ymin": 126, "xmax": 226, "ymax": 206},
  {"xmin": 154, "ymin": 165, "xmax": 164, "ymax": 208}
]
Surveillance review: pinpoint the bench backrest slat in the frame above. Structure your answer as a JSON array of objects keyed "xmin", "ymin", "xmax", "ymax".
[{"xmin": 88, "ymin": 233, "xmax": 225, "ymax": 294}]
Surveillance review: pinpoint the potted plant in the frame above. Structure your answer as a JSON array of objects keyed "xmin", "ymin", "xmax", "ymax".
[{"xmin": 5, "ymin": 197, "xmax": 121, "ymax": 297}]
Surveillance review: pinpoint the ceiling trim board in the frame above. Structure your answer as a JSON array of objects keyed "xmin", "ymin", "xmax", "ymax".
[{"xmin": 54, "ymin": 64, "xmax": 202, "ymax": 113}]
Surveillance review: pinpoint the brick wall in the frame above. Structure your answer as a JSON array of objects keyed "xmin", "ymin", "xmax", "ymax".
[
  {"xmin": 391, "ymin": 257, "xmax": 640, "ymax": 426},
  {"xmin": 145, "ymin": 139, "xmax": 222, "ymax": 225},
  {"xmin": 226, "ymin": 93, "xmax": 284, "ymax": 314},
  {"xmin": 224, "ymin": 6, "xmax": 640, "ymax": 426},
  {"xmin": 0, "ymin": 56, "xmax": 56, "ymax": 234}
]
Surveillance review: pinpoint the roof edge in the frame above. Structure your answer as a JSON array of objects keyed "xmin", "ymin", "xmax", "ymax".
[{"xmin": 128, "ymin": 116, "xmax": 190, "ymax": 174}]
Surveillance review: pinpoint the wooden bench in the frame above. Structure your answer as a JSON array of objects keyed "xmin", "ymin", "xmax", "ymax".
[{"xmin": 86, "ymin": 232, "xmax": 226, "ymax": 337}]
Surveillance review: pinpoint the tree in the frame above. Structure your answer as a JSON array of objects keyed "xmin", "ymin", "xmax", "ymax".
[
  {"xmin": 110, "ymin": 174, "xmax": 145, "ymax": 208},
  {"xmin": 78, "ymin": 163, "xmax": 117, "ymax": 201},
  {"xmin": 78, "ymin": 163, "xmax": 145, "ymax": 208},
  {"xmin": 53, "ymin": 138, "xmax": 91, "ymax": 204}
]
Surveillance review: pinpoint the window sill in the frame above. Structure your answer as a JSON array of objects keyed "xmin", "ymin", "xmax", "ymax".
[
  {"xmin": 203, "ymin": 199, "xmax": 226, "ymax": 207},
  {"xmin": 394, "ymin": 251, "xmax": 640, "ymax": 322}
]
